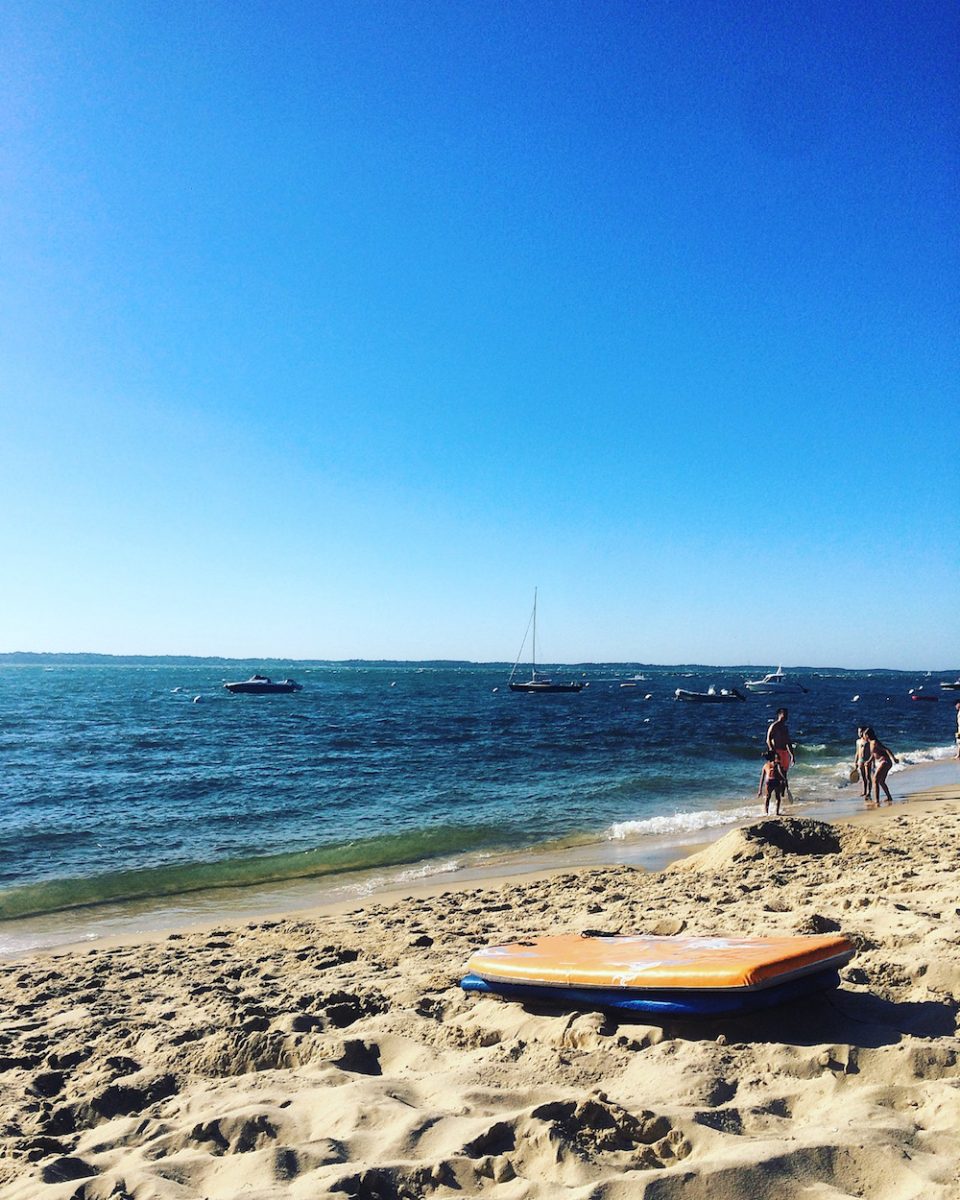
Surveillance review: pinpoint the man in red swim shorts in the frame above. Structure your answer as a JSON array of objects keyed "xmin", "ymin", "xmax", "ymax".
[{"xmin": 766, "ymin": 708, "xmax": 796, "ymax": 777}]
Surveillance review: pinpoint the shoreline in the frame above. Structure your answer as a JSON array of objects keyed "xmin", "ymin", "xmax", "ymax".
[
  {"xmin": 5, "ymin": 751, "xmax": 959, "ymax": 963},
  {"xmin": 5, "ymin": 659, "xmax": 955, "ymax": 959},
  {"xmin": 1, "ymin": 760, "xmax": 958, "ymax": 1197}
]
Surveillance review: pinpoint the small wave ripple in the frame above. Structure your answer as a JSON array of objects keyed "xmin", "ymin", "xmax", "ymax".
[
  {"xmin": 606, "ymin": 804, "xmax": 758, "ymax": 841},
  {"xmin": 0, "ymin": 827, "xmax": 490, "ymax": 921}
]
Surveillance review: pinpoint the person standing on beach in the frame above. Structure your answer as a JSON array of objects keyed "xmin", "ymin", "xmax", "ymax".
[
  {"xmin": 854, "ymin": 726, "xmax": 872, "ymax": 798},
  {"xmin": 863, "ymin": 726, "xmax": 898, "ymax": 805},
  {"xmin": 766, "ymin": 708, "xmax": 795, "ymax": 778},
  {"xmin": 955, "ymin": 701, "xmax": 960, "ymax": 759}
]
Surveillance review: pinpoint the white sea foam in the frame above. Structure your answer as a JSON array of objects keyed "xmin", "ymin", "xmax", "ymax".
[
  {"xmin": 890, "ymin": 744, "xmax": 955, "ymax": 771},
  {"xmin": 825, "ymin": 743, "xmax": 954, "ymax": 779},
  {"xmin": 393, "ymin": 858, "xmax": 462, "ymax": 883},
  {"xmin": 825, "ymin": 739, "xmax": 950, "ymax": 777},
  {"xmin": 607, "ymin": 805, "xmax": 757, "ymax": 841},
  {"xmin": 343, "ymin": 857, "xmax": 464, "ymax": 898}
]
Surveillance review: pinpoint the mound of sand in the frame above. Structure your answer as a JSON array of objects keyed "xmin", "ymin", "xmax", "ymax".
[
  {"xmin": 0, "ymin": 803, "xmax": 958, "ymax": 1199},
  {"xmin": 669, "ymin": 817, "xmax": 845, "ymax": 875}
]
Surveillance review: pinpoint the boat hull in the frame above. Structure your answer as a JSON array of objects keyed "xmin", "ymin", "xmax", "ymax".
[
  {"xmin": 224, "ymin": 680, "xmax": 302, "ymax": 694},
  {"xmin": 675, "ymin": 688, "xmax": 744, "ymax": 703},
  {"xmin": 743, "ymin": 683, "xmax": 807, "ymax": 695},
  {"xmin": 509, "ymin": 681, "xmax": 584, "ymax": 694},
  {"xmin": 744, "ymin": 686, "xmax": 806, "ymax": 696}
]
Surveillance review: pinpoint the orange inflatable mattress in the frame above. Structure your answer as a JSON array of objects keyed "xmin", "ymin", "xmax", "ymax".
[{"xmin": 462, "ymin": 933, "xmax": 854, "ymax": 1017}]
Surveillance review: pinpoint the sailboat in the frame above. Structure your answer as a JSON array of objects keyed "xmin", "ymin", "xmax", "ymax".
[{"xmin": 508, "ymin": 590, "xmax": 584, "ymax": 694}]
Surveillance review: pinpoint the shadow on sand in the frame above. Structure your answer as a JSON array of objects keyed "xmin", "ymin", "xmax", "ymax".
[
  {"xmin": 520, "ymin": 987, "xmax": 957, "ymax": 1050},
  {"xmin": 653, "ymin": 988, "xmax": 955, "ymax": 1048}
]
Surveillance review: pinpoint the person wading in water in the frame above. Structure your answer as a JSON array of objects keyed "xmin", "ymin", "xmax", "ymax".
[{"xmin": 766, "ymin": 708, "xmax": 796, "ymax": 786}]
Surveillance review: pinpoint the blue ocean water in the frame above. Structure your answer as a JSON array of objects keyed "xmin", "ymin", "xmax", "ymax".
[{"xmin": 1, "ymin": 660, "xmax": 956, "ymax": 944}]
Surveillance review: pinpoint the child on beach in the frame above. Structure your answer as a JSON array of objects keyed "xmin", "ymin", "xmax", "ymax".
[
  {"xmin": 863, "ymin": 727, "xmax": 899, "ymax": 805},
  {"xmin": 758, "ymin": 751, "xmax": 787, "ymax": 816}
]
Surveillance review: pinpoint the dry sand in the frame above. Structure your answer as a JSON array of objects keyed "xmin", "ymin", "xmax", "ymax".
[{"xmin": 1, "ymin": 790, "xmax": 959, "ymax": 1198}]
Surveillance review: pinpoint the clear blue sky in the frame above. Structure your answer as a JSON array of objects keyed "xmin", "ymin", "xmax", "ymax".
[{"xmin": 1, "ymin": 1, "xmax": 957, "ymax": 667}]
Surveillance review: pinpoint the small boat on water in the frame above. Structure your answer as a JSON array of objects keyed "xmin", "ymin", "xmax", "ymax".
[
  {"xmin": 744, "ymin": 667, "xmax": 808, "ymax": 695},
  {"xmin": 508, "ymin": 590, "xmax": 584, "ymax": 694},
  {"xmin": 511, "ymin": 678, "xmax": 584, "ymax": 694},
  {"xmin": 675, "ymin": 686, "xmax": 746, "ymax": 703},
  {"xmin": 940, "ymin": 680, "xmax": 960, "ymax": 691},
  {"xmin": 224, "ymin": 675, "xmax": 303, "ymax": 695}
]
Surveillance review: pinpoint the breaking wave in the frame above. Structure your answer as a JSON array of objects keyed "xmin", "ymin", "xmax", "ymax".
[{"xmin": 606, "ymin": 804, "xmax": 758, "ymax": 841}]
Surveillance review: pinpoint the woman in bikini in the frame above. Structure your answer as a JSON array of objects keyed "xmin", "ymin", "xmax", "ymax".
[{"xmin": 862, "ymin": 727, "xmax": 898, "ymax": 805}]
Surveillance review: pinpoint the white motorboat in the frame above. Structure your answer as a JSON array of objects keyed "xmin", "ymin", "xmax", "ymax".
[
  {"xmin": 743, "ymin": 667, "xmax": 807, "ymax": 695},
  {"xmin": 675, "ymin": 686, "xmax": 745, "ymax": 703}
]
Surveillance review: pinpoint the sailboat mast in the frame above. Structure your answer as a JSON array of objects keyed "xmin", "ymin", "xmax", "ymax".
[
  {"xmin": 532, "ymin": 587, "xmax": 537, "ymax": 677},
  {"xmin": 507, "ymin": 589, "xmax": 582, "ymax": 693}
]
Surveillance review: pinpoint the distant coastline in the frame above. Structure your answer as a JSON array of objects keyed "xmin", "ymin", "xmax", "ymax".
[
  {"xmin": 0, "ymin": 652, "xmax": 480, "ymax": 667},
  {"xmin": 1, "ymin": 652, "xmax": 956, "ymax": 673}
]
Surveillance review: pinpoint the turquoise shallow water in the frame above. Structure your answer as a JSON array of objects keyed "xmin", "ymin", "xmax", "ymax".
[{"xmin": 1, "ymin": 658, "xmax": 956, "ymax": 950}]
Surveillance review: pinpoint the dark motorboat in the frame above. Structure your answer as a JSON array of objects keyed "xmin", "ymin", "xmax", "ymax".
[
  {"xmin": 508, "ymin": 589, "xmax": 584, "ymax": 694},
  {"xmin": 675, "ymin": 686, "xmax": 746, "ymax": 703},
  {"xmin": 224, "ymin": 674, "xmax": 303, "ymax": 695}
]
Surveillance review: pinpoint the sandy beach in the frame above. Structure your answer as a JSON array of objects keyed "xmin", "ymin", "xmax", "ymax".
[{"xmin": 2, "ymin": 771, "xmax": 959, "ymax": 1199}]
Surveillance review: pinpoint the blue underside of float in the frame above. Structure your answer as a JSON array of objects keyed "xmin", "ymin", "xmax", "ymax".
[{"xmin": 460, "ymin": 968, "xmax": 842, "ymax": 1016}]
